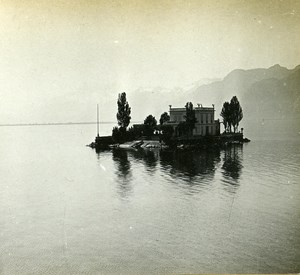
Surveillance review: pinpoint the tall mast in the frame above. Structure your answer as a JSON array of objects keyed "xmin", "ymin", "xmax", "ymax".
[{"xmin": 97, "ymin": 104, "xmax": 99, "ymax": 137}]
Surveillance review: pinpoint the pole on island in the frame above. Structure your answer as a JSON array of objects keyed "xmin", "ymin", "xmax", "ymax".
[{"xmin": 97, "ymin": 104, "xmax": 99, "ymax": 137}]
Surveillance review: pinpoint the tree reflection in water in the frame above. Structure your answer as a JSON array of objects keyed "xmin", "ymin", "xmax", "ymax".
[
  {"xmin": 109, "ymin": 145, "xmax": 244, "ymax": 196},
  {"xmin": 130, "ymin": 149, "xmax": 158, "ymax": 173},
  {"xmin": 112, "ymin": 149, "xmax": 132, "ymax": 198},
  {"xmin": 160, "ymin": 148, "xmax": 221, "ymax": 184},
  {"xmin": 221, "ymin": 144, "xmax": 244, "ymax": 192}
]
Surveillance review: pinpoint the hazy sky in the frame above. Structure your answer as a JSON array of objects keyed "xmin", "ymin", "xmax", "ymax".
[{"xmin": 0, "ymin": 0, "xmax": 300, "ymax": 123}]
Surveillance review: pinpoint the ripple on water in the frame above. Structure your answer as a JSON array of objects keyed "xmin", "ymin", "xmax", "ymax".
[{"xmin": 0, "ymin": 126, "xmax": 299, "ymax": 274}]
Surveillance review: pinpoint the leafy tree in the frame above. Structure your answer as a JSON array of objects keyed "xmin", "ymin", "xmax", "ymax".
[
  {"xmin": 230, "ymin": 96, "xmax": 243, "ymax": 133},
  {"xmin": 220, "ymin": 101, "xmax": 232, "ymax": 133},
  {"xmin": 127, "ymin": 125, "xmax": 143, "ymax": 141},
  {"xmin": 144, "ymin": 114, "xmax": 157, "ymax": 127},
  {"xmin": 184, "ymin": 102, "xmax": 197, "ymax": 136},
  {"xmin": 144, "ymin": 115, "xmax": 157, "ymax": 137},
  {"xmin": 112, "ymin": 126, "xmax": 123, "ymax": 143},
  {"xmin": 160, "ymin": 125, "xmax": 174, "ymax": 144},
  {"xmin": 176, "ymin": 121, "xmax": 189, "ymax": 137},
  {"xmin": 159, "ymin": 112, "xmax": 170, "ymax": 125},
  {"xmin": 220, "ymin": 96, "xmax": 243, "ymax": 133},
  {"xmin": 116, "ymin": 92, "xmax": 131, "ymax": 130}
]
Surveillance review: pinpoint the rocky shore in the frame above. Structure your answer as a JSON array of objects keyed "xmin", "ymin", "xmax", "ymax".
[{"xmin": 88, "ymin": 133, "xmax": 250, "ymax": 151}]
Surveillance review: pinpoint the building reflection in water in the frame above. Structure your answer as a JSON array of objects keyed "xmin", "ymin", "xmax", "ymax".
[
  {"xmin": 112, "ymin": 149, "xmax": 132, "ymax": 198},
  {"xmin": 160, "ymin": 148, "xmax": 221, "ymax": 185},
  {"xmin": 108, "ymin": 145, "xmax": 244, "ymax": 196}
]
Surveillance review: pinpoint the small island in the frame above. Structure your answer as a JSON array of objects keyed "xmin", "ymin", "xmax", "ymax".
[{"xmin": 89, "ymin": 92, "xmax": 250, "ymax": 151}]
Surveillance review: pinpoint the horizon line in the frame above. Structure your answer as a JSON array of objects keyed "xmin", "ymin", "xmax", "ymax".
[{"xmin": 0, "ymin": 121, "xmax": 142, "ymax": 127}]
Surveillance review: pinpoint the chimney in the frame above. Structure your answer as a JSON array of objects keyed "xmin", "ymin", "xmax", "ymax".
[{"xmin": 169, "ymin": 105, "xmax": 172, "ymax": 110}]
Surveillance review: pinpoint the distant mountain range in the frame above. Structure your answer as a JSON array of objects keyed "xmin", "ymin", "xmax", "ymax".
[
  {"xmin": 127, "ymin": 64, "xmax": 300, "ymax": 140},
  {"xmin": 20, "ymin": 64, "xmax": 298, "ymax": 140}
]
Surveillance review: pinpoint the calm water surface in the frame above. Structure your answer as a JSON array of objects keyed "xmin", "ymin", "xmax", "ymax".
[{"xmin": 0, "ymin": 125, "xmax": 299, "ymax": 274}]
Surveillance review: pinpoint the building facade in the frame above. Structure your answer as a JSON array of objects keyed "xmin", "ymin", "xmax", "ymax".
[{"xmin": 167, "ymin": 104, "xmax": 220, "ymax": 136}]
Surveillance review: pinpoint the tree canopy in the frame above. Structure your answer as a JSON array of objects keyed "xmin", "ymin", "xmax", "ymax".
[
  {"xmin": 160, "ymin": 125, "xmax": 174, "ymax": 144},
  {"xmin": 184, "ymin": 102, "xmax": 197, "ymax": 136},
  {"xmin": 220, "ymin": 96, "xmax": 243, "ymax": 133},
  {"xmin": 144, "ymin": 115, "xmax": 157, "ymax": 127},
  {"xmin": 220, "ymin": 101, "xmax": 231, "ymax": 133},
  {"xmin": 116, "ymin": 92, "xmax": 131, "ymax": 130},
  {"xmin": 144, "ymin": 115, "xmax": 157, "ymax": 137},
  {"xmin": 159, "ymin": 112, "xmax": 170, "ymax": 125},
  {"xmin": 230, "ymin": 96, "xmax": 243, "ymax": 133}
]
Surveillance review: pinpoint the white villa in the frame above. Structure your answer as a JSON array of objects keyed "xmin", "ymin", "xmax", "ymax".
[{"xmin": 166, "ymin": 104, "xmax": 220, "ymax": 136}]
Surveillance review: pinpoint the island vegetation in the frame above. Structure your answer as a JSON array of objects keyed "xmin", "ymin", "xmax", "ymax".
[
  {"xmin": 89, "ymin": 92, "xmax": 249, "ymax": 150},
  {"xmin": 220, "ymin": 96, "xmax": 243, "ymax": 133}
]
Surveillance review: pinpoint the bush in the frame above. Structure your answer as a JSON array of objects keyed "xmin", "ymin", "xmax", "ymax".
[
  {"xmin": 176, "ymin": 121, "xmax": 189, "ymax": 137},
  {"xmin": 160, "ymin": 125, "xmax": 174, "ymax": 144},
  {"xmin": 127, "ymin": 126, "xmax": 143, "ymax": 141},
  {"xmin": 112, "ymin": 126, "xmax": 126, "ymax": 143}
]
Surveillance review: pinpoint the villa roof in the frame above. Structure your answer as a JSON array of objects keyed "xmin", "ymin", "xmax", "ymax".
[{"xmin": 170, "ymin": 106, "xmax": 214, "ymax": 111}]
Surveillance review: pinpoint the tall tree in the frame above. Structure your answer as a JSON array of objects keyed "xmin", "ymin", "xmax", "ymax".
[
  {"xmin": 116, "ymin": 92, "xmax": 131, "ymax": 130},
  {"xmin": 220, "ymin": 101, "xmax": 231, "ymax": 133},
  {"xmin": 184, "ymin": 102, "xmax": 197, "ymax": 136},
  {"xmin": 230, "ymin": 96, "xmax": 243, "ymax": 133},
  {"xmin": 220, "ymin": 96, "xmax": 243, "ymax": 133},
  {"xmin": 159, "ymin": 112, "xmax": 170, "ymax": 125}
]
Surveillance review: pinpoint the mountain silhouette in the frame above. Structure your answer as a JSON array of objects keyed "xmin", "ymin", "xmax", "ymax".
[
  {"xmin": 124, "ymin": 64, "xmax": 300, "ymax": 139},
  {"xmin": 22, "ymin": 64, "xmax": 298, "ymax": 140},
  {"xmin": 184, "ymin": 64, "xmax": 300, "ymax": 139}
]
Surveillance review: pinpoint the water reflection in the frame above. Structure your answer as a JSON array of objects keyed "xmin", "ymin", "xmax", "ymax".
[
  {"xmin": 130, "ymin": 149, "xmax": 158, "ymax": 172},
  {"xmin": 221, "ymin": 145, "xmax": 244, "ymax": 193},
  {"xmin": 109, "ymin": 145, "xmax": 244, "ymax": 196},
  {"xmin": 160, "ymin": 148, "xmax": 221, "ymax": 183},
  {"xmin": 112, "ymin": 149, "xmax": 132, "ymax": 198}
]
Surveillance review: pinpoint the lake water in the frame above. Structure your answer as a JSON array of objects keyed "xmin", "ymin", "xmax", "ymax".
[{"xmin": 0, "ymin": 124, "xmax": 299, "ymax": 274}]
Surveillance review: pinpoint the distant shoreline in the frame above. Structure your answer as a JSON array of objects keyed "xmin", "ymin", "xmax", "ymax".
[{"xmin": 0, "ymin": 122, "xmax": 141, "ymax": 127}]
